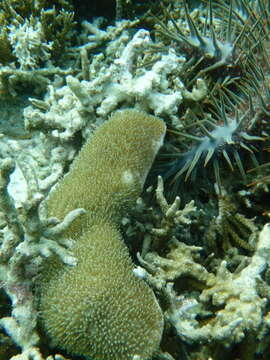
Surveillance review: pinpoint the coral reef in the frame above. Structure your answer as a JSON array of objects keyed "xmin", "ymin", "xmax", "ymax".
[
  {"xmin": 0, "ymin": 0, "xmax": 76, "ymax": 100},
  {"xmin": 0, "ymin": 0, "xmax": 75, "ymax": 67},
  {"xmin": 0, "ymin": 157, "xmax": 83, "ymax": 360},
  {"xmin": 24, "ymin": 20, "xmax": 186, "ymax": 141},
  {"xmin": 0, "ymin": 1, "xmax": 269, "ymax": 360},
  {"xmin": 133, "ymin": 177, "xmax": 270, "ymax": 359}
]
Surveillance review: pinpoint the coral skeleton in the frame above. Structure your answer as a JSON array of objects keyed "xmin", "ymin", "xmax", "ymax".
[
  {"xmin": 138, "ymin": 181, "xmax": 270, "ymax": 348},
  {"xmin": 8, "ymin": 19, "xmax": 52, "ymax": 70},
  {"xmin": 0, "ymin": 158, "xmax": 84, "ymax": 360},
  {"xmin": 25, "ymin": 26, "xmax": 185, "ymax": 140}
]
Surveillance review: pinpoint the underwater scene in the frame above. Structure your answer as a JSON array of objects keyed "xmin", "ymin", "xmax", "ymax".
[{"xmin": 0, "ymin": 0, "xmax": 270, "ymax": 359}]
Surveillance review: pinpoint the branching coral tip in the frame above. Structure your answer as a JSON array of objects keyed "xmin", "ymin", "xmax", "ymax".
[{"xmin": 38, "ymin": 109, "xmax": 166, "ymax": 360}]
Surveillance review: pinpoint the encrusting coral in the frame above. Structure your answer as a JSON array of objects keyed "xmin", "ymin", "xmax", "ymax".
[{"xmin": 38, "ymin": 109, "xmax": 166, "ymax": 360}]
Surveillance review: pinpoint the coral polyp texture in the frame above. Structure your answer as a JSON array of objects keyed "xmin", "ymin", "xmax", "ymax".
[{"xmin": 38, "ymin": 109, "xmax": 166, "ymax": 360}]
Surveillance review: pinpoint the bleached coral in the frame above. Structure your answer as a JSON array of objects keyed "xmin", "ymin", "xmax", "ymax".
[
  {"xmin": 24, "ymin": 77, "xmax": 94, "ymax": 141},
  {"xmin": 0, "ymin": 130, "xmax": 76, "ymax": 197},
  {"xmin": 199, "ymin": 224, "xmax": 270, "ymax": 344},
  {"xmin": 0, "ymin": 106, "xmax": 81, "ymax": 359},
  {"xmin": 146, "ymin": 222, "xmax": 270, "ymax": 346},
  {"xmin": 0, "ymin": 157, "xmax": 85, "ymax": 359},
  {"xmin": 24, "ymin": 21, "xmax": 186, "ymax": 140},
  {"xmin": 80, "ymin": 18, "xmax": 139, "ymax": 51},
  {"xmin": 8, "ymin": 19, "xmax": 52, "ymax": 70},
  {"xmin": 152, "ymin": 176, "xmax": 197, "ymax": 237},
  {"xmin": 135, "ymin": 178, "xmax": 270, "ymax": 349},
  {"xmin": 96, "ymin": 29, "xmax": 184, "ymax": 117}
]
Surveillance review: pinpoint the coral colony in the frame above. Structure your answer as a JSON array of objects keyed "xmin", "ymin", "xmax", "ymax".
[
  {"xmin": 0, "ymin": 1, "xmax": 269, "ymax": 360},
  {"xmin": 39, "ymin": 110, "xmax": 165, "ymax": 360}
]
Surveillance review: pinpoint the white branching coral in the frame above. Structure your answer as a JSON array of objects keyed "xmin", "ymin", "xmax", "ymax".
[
  {"xmin": 0, "ymin": 158, "xmax": 85, "ymax": 359},
  {"xmin": 152, "ymin": 176, "xmax": 197, "ymax": 237},
  {"xmin": 80, "ymin": 18, "xmax": 139, "ymax": 51},
  {"xmin": 199, "ymin": 224, "xmax": 270, "ymax": 345},
  {"xmin": 24, "ymin": 77, "xmax": 94, "ymax": 141},
  {"xmin": 136, "ymin": 178, "xmax": 270, "ymax": 348},
  {"xmin": 143, "ymin": 223, "xmax": 270, "ymax": 346},
  {"xmin": 24, "ymin": 22, "xmax": 186, "ymax": 140},
  {"xmin": 8, "ymin": 19, "xmax": 52, "ymax": 70},
  {"xmin": 97, "ymin": 29, "xmax": 184, "ymax": 117}
]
